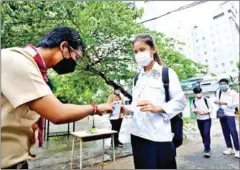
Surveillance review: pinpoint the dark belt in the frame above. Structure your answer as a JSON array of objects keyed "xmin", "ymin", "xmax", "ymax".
[{"xmin": 4, "ymin": 161, "xmax": 28, "ymax": 169}]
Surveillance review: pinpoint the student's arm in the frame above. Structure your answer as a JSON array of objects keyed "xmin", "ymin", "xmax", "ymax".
[
  {"xmin": 137, "ymin": 68, "xmax": 187, "ymax": 118},
  {"xmin": 224, "ymin": 91, "xmax": 239, "ymax": 109},
  {"xmin": 191, "ymin": 100, "xmax": 199, "ymax": 114},
  {"xmin": 207, "ymin": 98, "xmax": 215, "ymax": 114}
]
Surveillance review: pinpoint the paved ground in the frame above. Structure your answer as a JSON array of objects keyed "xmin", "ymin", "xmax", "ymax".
[
  {"xmin": 28, "ymin": 115, "xmax": 240, "ymax": 169},
  {"xmin": 90, "ymin": 133, "xmax": 240, "ymax": 169},
  {"xmin": 86, "ymin": 118, "xmax": 240, "ymax": 169}
]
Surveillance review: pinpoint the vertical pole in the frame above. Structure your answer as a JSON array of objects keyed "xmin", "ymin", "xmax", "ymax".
[
  {"xmin": 111, "ymin": 134, "xmax": 115, "ymax": 162},
  {"xmin": 71, "ymin": 137, "xmax": 75, "ymax": 169},
  {"xmin": 80, "ymin": 139, "xmax": 83, "ymax": 169},
  {"xmin": 102, "ymin": 139, "xmax": 105, "ymax": 169}
]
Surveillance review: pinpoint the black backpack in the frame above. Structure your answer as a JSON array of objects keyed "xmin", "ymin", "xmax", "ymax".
[
  {"xmin": 133, "ymin": 66, "xmax": 183, "ymax": 148},
  {"xmin": 218, "ymin": 90, "xmax": 239, "ymax": 114}
]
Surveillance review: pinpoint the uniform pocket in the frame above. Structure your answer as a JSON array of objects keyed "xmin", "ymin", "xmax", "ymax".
[{"xmin": 20, "ymin": 109, "xmax": 40, "ymax": 127}]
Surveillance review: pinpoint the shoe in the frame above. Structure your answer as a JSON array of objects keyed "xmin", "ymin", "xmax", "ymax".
[
  {"xmin": 223, "ymin": 148, "xmax": 234, "ymax": 155},
  {"xmin": 235, "ymin": 150, "xmax": 240, "ymax": 158},
  {"xmin": 117, "ymin": 144, "xmax": 123, "ymax": 147},
  {"xmin": 117, "ymin": 141, "xmax": 123, "ymax": 147},
  {"xmin": 204, "ymin": 151, "xmax": 211, "ymax": 158}
]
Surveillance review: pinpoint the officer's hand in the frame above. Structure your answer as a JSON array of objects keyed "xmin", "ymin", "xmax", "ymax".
[{"xmin": 137, "ymin": 100, "xmax": 163, "ymax": 113}]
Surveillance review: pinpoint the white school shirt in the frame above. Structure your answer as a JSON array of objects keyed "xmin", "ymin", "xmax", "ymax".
[
  {"xmin": 215, "ymin": 89, "xmax": 239, "ymax": 117},
  {"xmin": 130, "ymin": 63, "xmax": 187, "ymax": 142},
  {"xmin": 191, "ymin": 97, "xmax": 214, "ymax": 120}
]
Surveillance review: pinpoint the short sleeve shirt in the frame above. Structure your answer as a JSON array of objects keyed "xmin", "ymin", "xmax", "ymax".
[{"xmin": 1, "ymin": 47, "xmax": 52, "ymax": 168}]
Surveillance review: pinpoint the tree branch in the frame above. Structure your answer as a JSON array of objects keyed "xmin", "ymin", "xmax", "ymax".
[{"xmin": 84, "ymin": 66, "xmax": 132, "ymax": 101}]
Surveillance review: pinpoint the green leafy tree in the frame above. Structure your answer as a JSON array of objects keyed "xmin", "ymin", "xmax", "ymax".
[{"xmin": 1, "ymin": 1, "xmax": 206, "ymax": 103}]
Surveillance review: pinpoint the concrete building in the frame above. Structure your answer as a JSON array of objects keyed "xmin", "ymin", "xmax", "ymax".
[
  {"xmin": 191, "ymin": 1, "xmax": 239, "ymax": 76},
  {"xmin": 135, "ymin": 1, "xmax": 239, "ymax": 76}
]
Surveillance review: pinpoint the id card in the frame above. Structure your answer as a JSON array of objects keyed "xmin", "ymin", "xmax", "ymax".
[{"xmin": 110, "ymin": 101, "xmax": 121, "ymax": 120}]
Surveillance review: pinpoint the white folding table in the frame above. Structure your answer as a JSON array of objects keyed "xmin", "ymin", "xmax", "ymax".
[{"xmin": 70, "ymin": 129, "xmax": 117, "ymax": 169}]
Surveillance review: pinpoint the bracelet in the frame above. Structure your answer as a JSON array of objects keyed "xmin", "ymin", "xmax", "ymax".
[{"xmin": 90, "ymin": 104, "xmax": 98, "ymax": 116}]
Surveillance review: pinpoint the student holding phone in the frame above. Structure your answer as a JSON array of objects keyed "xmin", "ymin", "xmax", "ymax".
[
  {"xmin": 214, "ymin": 78, "xmax": 239, "ymax": 158},
  {"xmin": 122, "ymin": 34, "xmax": 187, "ymax": 169}
]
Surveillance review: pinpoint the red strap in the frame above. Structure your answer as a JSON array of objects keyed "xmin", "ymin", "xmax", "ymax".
[{"xmin": 90, "ymin": 104, "xmax": 98, "ymax": 115}]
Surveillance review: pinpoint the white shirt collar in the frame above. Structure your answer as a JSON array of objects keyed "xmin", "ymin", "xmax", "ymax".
[{"xmin": 140, "ymin": 62, "xmax": 161, "ymax": 75}]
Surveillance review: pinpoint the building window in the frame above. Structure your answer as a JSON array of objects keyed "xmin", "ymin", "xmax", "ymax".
[
  {"xmin": 232, "ymin": 69, "xmax": 236, "ymax": 72},
  {"xmin": 196, "ymin": 40, "xmax": 198, "ymax": 42},
  {"xmin": 213, "ymin": 12, "xmax": 224, "ymax": 20},
  {"xmin": 222, "ymin": 63, "xmax": 225, "ymax": 67},
  {"xmin": 205, "ymin": 59, "xmax": 208, "ymax": 63},
  {"xmin": 203, "ymin": 37, "xmax": 205, "ymax": 40},
  {"xmin": 230, "ymin": 61, "xmax": 233, "ymax": 65},
  {"xmin": 204, "ymin": 52, "xmax": 207, "ymax": 55},
  {"xmin": 213, "ymin": 48, "xmax": 216, "ymax": 52},
  {"xmin": 228, "ymin": 9, "xmax": 236, "ymax": 18},
  {"xmin": 216, "ymin": 64, "xmax": 218, "ymax": 68}
]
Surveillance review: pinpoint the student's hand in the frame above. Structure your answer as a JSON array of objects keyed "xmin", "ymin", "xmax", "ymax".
[
  {"xmin": 96, "ymin": 103, "xmax": 113, "ymax": 116},
  {"xmin": 193, "ymin": 111, "xmax": 200, "ymax": 114},
  {"xmin": 137, "ymin": 100, "xmax": 164, "ymax": 113},
  {"xmin": 219, "ymin": 101, "xmax": 227, "ymax": 105},
  {"xmin": 199, "ymin": 111, "xmax": 207, "ymax": 115}
]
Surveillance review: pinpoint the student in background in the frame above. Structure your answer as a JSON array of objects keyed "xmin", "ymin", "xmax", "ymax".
[
  {"xmin": 192, "ymin": 86, "xmax": 214, "ymax": 158},
  {"xmin": 107, "ymin": 88, "xmax": 124, "ymax": 148},
  {"xmin": 214, "ymin": 78, "xmax": 239, "ymax": 158}
]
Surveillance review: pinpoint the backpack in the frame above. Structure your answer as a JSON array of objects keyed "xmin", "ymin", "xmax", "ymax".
[
  {"xmin": 193, "ymin": 97, "xmax": 210, "ymax": 119},
  {"xmin": 134, "ymin": 66, "xmax": 183, "ymax": 148},
  {"xmin": 217, "ymin": 90, "xmax": 225, "ymax": 118},
  {"xmin": 218, "ymin": 90, "xmax": 239, "ymax": 115}
]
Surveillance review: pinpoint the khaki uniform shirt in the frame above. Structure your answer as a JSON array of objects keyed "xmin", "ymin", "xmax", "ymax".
[
  {"xmin": 107, "ymin": 93, "xmax": 124, "ymax": 118},
  {"xmin": 1, "ymin": 46, "xmax": 52, "ymax": 168}
]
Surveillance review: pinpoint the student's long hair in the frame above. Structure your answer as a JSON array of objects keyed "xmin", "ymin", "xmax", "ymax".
[{"xmin": 133, "ymin": 34, "xmax": 164, "ymax": 66}]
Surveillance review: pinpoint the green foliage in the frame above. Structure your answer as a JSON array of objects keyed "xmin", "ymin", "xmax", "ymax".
[
  {"xmin": 1, "ymin": 1, "xmax": 206, "ymax": 103},
  {"xmin": 237, "ymin": 62, "xmax": 240, "ymax": 71}
]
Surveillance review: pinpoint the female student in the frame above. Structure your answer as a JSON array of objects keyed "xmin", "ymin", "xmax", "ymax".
[{"xmin": 123, "ymin": 34, "xmax": 187, "ymax": 169}]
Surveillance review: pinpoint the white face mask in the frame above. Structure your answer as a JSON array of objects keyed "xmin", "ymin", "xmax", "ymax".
[
  {"xmin": 196, "ymin": 93, "xmax": 202, "ymax": 98},
  {"xmin": 135, "ymin": 51, "xmax": 153, "ymax": 67}
]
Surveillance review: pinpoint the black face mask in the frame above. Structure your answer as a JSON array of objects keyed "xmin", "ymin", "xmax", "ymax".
[{"xmin": 53, "ymin": 57, "xmax": 77, "ymax": 75}]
